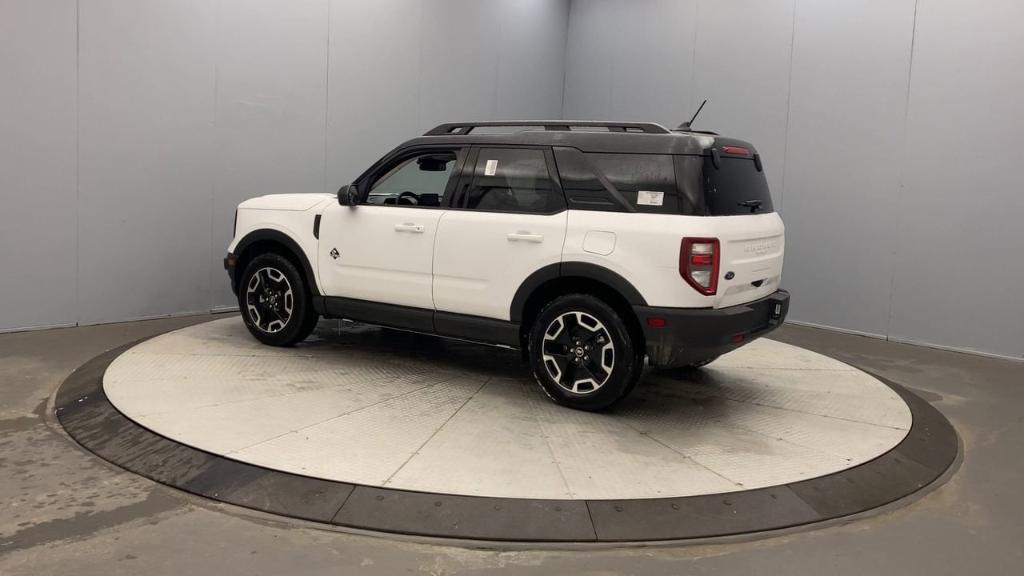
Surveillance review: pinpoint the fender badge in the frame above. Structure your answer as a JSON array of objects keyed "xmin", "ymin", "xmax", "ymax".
[
  {"xmin": 330, "ymin": 248, "xmax": 340, "ymax": 260},
  {"xmin": 724, "ymin": 271, "xmax": 735, "ymax": 280}
]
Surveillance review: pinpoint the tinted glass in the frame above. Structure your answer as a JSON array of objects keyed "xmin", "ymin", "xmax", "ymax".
[
  {"xmin": 464, "ymin": 148, "xmax": 564, "ymax": 213},
  {"xmin": 552, "ymin": 148, "xmax": 619, "ymax": 211},
  {"xmin": 367, "ymin": 151, "xmax": 457, "ymax": 207},
  {"xmin": 700, "ymin": 156, "xmax": 774, "ymax": 215},
  {"xmin": 585, "ymin": 153, "xmax": 682, "ymax": 214}
]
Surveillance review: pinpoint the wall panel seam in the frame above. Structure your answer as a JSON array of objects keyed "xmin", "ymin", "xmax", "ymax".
[
  {"xmin": 885, "ymin": 0, "xmax": 920, "ymax": 338},
  {"xmin": 208, "ymin": 0, "xmax": 224, "ymax": 312},
  {"xmin": 778, "ymin": 0, "xmax": 798, "ymax": 213},
  {"xmin": 322, "ymin": 0, "xmax": 332, "ymax": 193},
  {"xmin": 74, "ymin": 0, "xmax": 81, "ymax": 327}
]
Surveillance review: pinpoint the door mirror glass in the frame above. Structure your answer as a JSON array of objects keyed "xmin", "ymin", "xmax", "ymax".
[{"xmin": 337, "ymin": 184, "xmax": 359, "ymax": 206}]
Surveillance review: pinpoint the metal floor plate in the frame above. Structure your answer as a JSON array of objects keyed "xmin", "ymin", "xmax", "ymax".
[{"xmin": 102, "ymin": 318, "xmax": 912, "ymax": 500}]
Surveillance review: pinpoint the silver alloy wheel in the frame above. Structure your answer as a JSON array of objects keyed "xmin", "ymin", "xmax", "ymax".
[
  {"xmin": 245, "ymin": 267, "xmax": 294, "ymax": 334},
  {"xmin": 541, "ymin": 311, "xmax": 615, "ymax": 394}
]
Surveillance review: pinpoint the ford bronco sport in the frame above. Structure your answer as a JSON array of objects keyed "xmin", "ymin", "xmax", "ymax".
[{"xmin": 224, "ymin": 121, "xmax": 789, "ymax": 411}]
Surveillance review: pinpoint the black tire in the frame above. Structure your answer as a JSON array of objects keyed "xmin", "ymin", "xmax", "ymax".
[
  {"xmin": 238, "ymin": 252, "xmax": 318, "ymax": 347},
  {"xmin": 527, "ymin": 293, "xmax": 644, "ymax": 411}
]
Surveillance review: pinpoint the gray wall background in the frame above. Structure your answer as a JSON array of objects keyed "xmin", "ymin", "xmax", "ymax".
[
  {"xmin": 0, "ymin": 0, "xmax": 569, "ymax": 330},
  {"xmin": 2, "ymin": 0, "xmax": 1021, "ymax": 360},
  {"xmin": 563, "ymin": 0, "xmax": 1023, "ymax": 360}
]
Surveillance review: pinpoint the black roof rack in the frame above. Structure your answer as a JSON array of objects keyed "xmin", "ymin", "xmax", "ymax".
[{"xmin": 424, "ymin": 120, "xmax": 671, "ymax": 136}]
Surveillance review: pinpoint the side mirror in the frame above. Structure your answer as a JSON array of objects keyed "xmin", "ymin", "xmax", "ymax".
[{"xmin": 337, "ymin": 184, "xmax": 359, "ymax": 207}]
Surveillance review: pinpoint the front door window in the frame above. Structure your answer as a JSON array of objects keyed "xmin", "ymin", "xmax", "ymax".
[{"xmin": 366, "ymin": 151, "xmax": 458, "ymax": 207}]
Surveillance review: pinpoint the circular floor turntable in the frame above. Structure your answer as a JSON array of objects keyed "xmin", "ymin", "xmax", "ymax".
[{"xmin": 56, "ymin": 317, "xmax": 957, "ymax": 542}]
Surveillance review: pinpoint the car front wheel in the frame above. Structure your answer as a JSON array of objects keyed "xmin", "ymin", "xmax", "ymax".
[
  {"xmin": 527, "ymin": 294, "xmax": 643, "ymax": 411},
  {"xmin": 238, "ymin": 253, "xmax": 318, "ymax": 346}
]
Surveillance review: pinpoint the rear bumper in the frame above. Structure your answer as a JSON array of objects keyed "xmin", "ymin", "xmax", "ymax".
[{"xmin": 635, "ymin": 290, "xmax": 790, "ymax": 368}]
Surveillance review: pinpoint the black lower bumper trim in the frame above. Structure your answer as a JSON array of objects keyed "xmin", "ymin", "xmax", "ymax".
[{"xmin": 636, "ymin": 290, "xmax": 790, "ymax": 368}]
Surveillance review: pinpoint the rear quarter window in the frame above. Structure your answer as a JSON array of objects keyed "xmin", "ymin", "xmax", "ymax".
[
  {"xmin": 586, "ymin": 153, "xmax": 681, "ymax": 214},
  {"xmin": 553, "ymin": 148, "xmax": 700, "ymax": 215}
]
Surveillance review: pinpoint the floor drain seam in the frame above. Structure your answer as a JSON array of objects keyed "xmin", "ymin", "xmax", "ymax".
[
  {"xmin": 718, "ymin": 396, "xmax": 910, "ymax": 431},
  {"xmin": 222, "ymin": 374, "xmax": 469, "ymax": 456},
  {"xmin": 381, "ymin": 377, "xmax": 491, "ymax": 486},
  {"xmin": 329, "ymin": 485, "xmax": 357, "ymax": 524},
  {"xmin": 133, "ymin": 376, "xmax": 414, "ymax": 417},
  {"xmin": 697, "ymin": 413, "xmax": 877, "ymax": 465},
  {"xmin": 621, "ymin": 420, "xmax": 746, "ymax": 489},
  {"xmin": 519, "ymin": 379, "xmax": 576, "ymax": 500}
]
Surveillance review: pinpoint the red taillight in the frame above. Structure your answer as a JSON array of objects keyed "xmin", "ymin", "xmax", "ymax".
[
  {"xmin": 680, "ymin": 237, "xmax": 720, "ymax": 295},
  {"xmin": 690, "ymin": 254, "xmax": 713, "ymax": 266}
]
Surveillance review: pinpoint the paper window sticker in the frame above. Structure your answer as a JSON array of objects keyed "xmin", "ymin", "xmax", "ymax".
[
  {"xmin": 484, "ymin": 159, "xmax": 498, "ymax": 176},
  {"xmin": 637, "ymin": 190, "xmax": 664, "ymax": 206}
]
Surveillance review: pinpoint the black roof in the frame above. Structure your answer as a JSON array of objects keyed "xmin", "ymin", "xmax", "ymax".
[{"xmin": 400, "ymin": 121, "xmax": 755, "ymax": 156}]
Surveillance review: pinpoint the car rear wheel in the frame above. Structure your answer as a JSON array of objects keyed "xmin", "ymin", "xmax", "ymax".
[
  {"xmin": 527, "ymin": 294, "xmax": 643, "ymax": 411},
  {"xmin": 238, "ymin": 253, "xmax": 318, "ymax": 346}
]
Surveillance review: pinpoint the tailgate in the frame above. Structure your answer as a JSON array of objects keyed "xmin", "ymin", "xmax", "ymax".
[{"xmin": 714, "ymin": 214, "xmax": 785, "ymax": 308}]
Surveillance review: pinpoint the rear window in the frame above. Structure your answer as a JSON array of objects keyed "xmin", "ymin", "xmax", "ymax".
[
  {"xmin": 697, "ymin": 156, "xmax": 774, "ymax": 216},
  {"xmin": 553, "ymin": 147, "xmax": 773, "ymax": 216}
]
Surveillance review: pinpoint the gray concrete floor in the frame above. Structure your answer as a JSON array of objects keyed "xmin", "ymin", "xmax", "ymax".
[{"xmin": 0, "ymin": 313, "xmax": 1021, "ymax": 575}]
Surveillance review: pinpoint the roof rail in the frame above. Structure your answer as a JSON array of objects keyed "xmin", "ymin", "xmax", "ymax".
[{"xmin": 423, "ymin": 120, "xmax": 671, "ymax": 136}]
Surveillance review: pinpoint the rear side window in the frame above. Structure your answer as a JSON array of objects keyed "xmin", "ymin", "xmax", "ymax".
[
  {"xmin": 586, "ymin": 153, "xmax": 681, "ymax": 214},
  {"xmin": 463, "ymin": 148, "xmax": 564, "ymax": 214},
  {"xmin": 697, "ymin": 156, "xmax": 774, "ymax": 215},
  {"xmin": 551, "ymin": 148, "xmax": 617, "ymax": 210},
  {"xmin": 553, "ymin": 148, "xmax": 701, "ymax": 215}
]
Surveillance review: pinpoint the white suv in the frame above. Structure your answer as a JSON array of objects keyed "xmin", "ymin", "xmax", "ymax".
[{"xmin": 225, "ymin": 121, "xmax": 788, "ymax": 410}]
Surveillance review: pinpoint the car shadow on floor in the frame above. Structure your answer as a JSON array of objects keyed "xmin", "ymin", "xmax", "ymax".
[{"xmin": 301, "ymin": 318, "xmax": 735, "ymax": 418}]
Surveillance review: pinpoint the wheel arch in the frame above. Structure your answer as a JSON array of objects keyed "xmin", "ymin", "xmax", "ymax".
[
  {"xmin": 232, "ymin": 229, "xmax": 320, "ymax": 297},
  {"xmin": 512, "ymin": 262, "xmax": 647, "ymax": 347}
]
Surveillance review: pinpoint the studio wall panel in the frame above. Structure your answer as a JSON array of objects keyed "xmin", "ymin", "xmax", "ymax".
[
  {"xmin": 562, "ymin": 0, "xmax": 616, "ymax": 120},
  {"xmin": 0, "ymin": 0, "xmax": 78, "ymax": 331},
  {"xmin": 417, "ymin": 0, "xmax": 503, "ymax": 130},
  {"xmin": 324, "ymin": 0, "xmax": 422, "ymax": 188},
  {"xmin": 691, "ymin": 0, "xmax": 794, "ymax": 208},
  {"xmin": 0, "ymin": 0, "xmax": 570, "ymax": 330},
  {"xmin": 563, "ymin": 0, "xmax": 696, "ymax": 123},
  {"xmin": 77, "ymin": 0, "xmax": 218, "ymax": 325},
  {"xmin": 210, "ymin": 0, "xmax": 329, "ymax": 307},
  {"xmin": 326, "ymin": 0, "xmax": 570, "ymax": 187},
  {"xmin": 888, "ymin": 0, "xmax": 1024, "ymax": 358},
  {"xmin": 780, "ymin": 0, "xmax": 916, "ymax": 337},
  {"xmin": 494, "ymin": 0, "xmax": 569, "ymax": 120}
]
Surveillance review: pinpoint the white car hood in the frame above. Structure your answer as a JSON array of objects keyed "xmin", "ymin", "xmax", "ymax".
[{"xmin": 239, "ymin": 193, "xmax": 334, "ymax": 211}]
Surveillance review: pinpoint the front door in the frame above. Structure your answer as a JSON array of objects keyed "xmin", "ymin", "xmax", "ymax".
[
  {"xmin": 433, "ymin": 146, "xmax": 568, "ymax": 321},
  {"xmin": 318, "ymin": 148, "xmax": 463, "ymax": 310}
]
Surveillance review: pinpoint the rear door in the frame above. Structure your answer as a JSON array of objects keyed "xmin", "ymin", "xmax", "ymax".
[{"xmin": 432, "ymin": 146, "xmax": 567, "ymax": 321}]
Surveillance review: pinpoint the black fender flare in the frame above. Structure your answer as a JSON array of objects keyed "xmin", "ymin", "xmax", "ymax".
[
  {"xmin": 509, "ymin": 262, "xmax": 648, "ymax": 323},
  {"xmin": 232, "ymin": 229, "xmax": 321, "ymax": 296}
]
